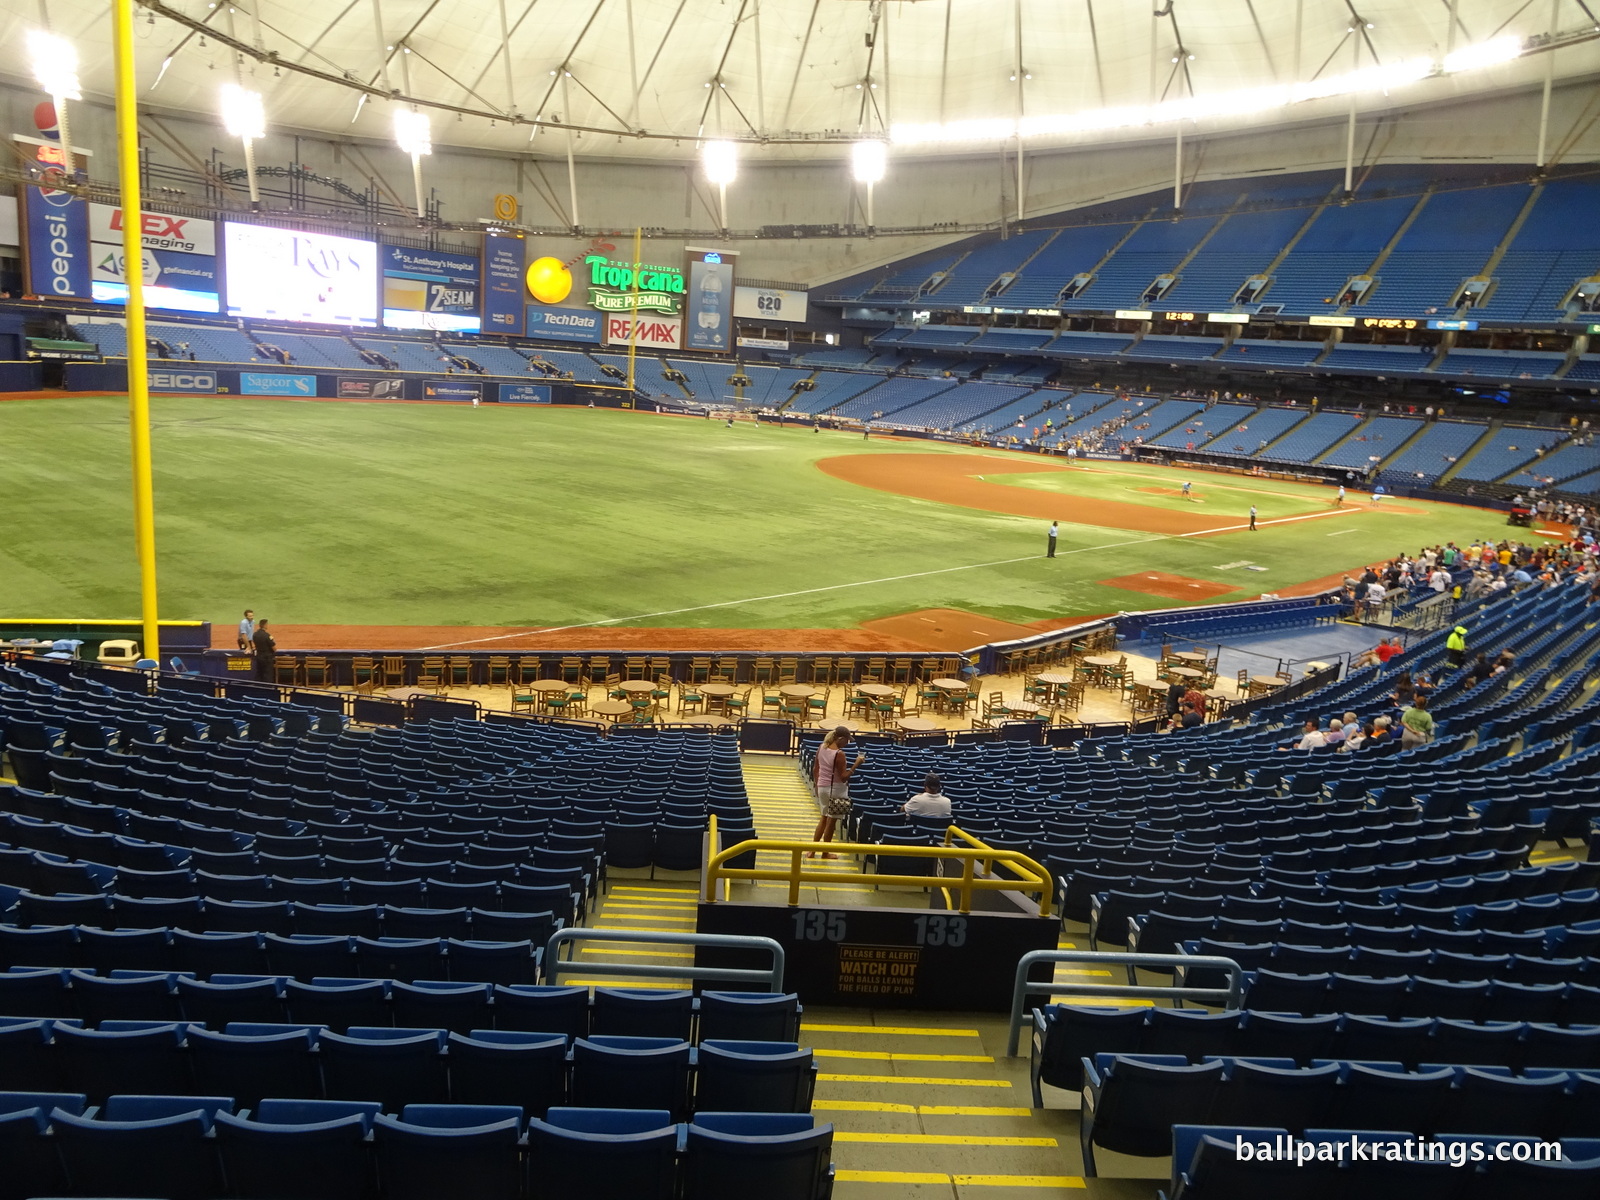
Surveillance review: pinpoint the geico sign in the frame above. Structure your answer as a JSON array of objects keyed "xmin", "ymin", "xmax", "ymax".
[{"xmin": 149, "ymin": 372, "xmax": 217, "ymax": 391}]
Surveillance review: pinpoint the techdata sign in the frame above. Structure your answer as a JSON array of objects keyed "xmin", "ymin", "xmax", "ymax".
[
  {"xmin": 381, "ymin": 244, "xmax": 480, "ymax": 333},
  {"xmin": 423, "ymin": 379, "xmax": 482, "ymax": 402},
  {"xmin": 686, "ymin": 248, "xmax": 737, "ymax": 353},
  {"xmin": 147, "ymin": 368, "xmax": 218, "ymax": 393},
  {"xmin": 482, "ymin": 232, "xmax": 525, "ymax": 333},
  {"xmin": 605, "ymin": 313, "xmax": 683, "ymax": 351},
  {"xmin": 524, "ymin": 306, "xmax": 602, "ymax": 343},
  {"xmin": 90, "ymin": 204, "xmax": 219, "ymax": 313},
  {"xmin": 241, "ymin": 371, "xmax": 316, "ymax": 397},
  {"xmin": 499, "ymin": 383, "xmax": 552, "ymax": 404},
  {"xmin": 22, "ymin": 180, "xmax": 91, "ymax": 299}
]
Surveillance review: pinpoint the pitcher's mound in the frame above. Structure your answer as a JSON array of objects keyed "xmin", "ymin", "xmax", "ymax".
[{"xmin": 1100, "ymin": 572, "xmax": 1239, "ymax": 601}]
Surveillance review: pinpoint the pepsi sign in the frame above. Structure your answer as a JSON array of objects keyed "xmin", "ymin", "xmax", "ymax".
[{"xmin": 22, "ymin": 181, "xmax": 90, "ymax": 299}]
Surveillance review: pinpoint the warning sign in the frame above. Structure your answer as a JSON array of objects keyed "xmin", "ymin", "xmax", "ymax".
[{"xmin": 836, "ymin": 944, "xmax": 921, "ymax": 998}]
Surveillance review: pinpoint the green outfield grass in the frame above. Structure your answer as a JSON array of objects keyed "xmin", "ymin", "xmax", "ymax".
[{"xmin": 0, "ymin": 395, "xmax": 1508, "ymax": 630}]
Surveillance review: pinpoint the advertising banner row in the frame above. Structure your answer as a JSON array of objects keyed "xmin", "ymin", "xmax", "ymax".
[
  {"xmin": 13, "ymin": 183, "xmax": 806, "ymax": 353},
  {"xmin": 137, "ymin": 364, "xmax": 551, "ymax": 404}
]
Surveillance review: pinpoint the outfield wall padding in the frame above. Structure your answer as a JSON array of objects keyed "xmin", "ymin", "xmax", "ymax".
[{"xmin": 0, "ymin": 361, "xmax": 44, "ymax": 391}]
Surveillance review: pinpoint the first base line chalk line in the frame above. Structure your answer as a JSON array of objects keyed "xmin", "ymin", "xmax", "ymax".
[{"xmin": 419, "ymin": 534, "xmax": 1169, "ymax": 650}]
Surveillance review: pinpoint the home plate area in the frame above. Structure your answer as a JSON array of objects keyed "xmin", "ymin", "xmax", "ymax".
[{"xmin": 1099, "ymin": 571, "xmax": 1239, "ymax": 601}]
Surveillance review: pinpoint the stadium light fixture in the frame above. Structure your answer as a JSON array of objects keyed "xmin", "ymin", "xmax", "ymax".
[
  {"xmin": 702, "ymin": 140, "xmax": 737, "ymax": 231},
  {"xmin": 1443, "ymin": 35, "xmax": 1523, "ymax": 73},
  {"xmin": 892, "ymin": 40, "xmax": 1517, "ymax": 148},
  {"xmin": 852, "ymin": 141, "xmax": 887, "ymax": 232},
  {"xmin": 28, "ymin": 30, "xmax": 81, "ymax": 176},
  {"xmin": 219, "ymin": 84, "xmax": 266, "ymax": 207},
  {"xmin": 394, "ymin": 109, "xmax": 432, "ymax": 222}
]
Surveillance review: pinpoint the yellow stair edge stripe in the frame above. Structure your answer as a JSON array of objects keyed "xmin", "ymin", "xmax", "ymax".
[
  {"xmin": 582, "ymin": 953, "xmax": 694, "ymax": 966},
  {"xmin": 817, "ymin": 1074, "xmax": 1011, "ymax": 1088},
  {"xmin": 836, "ymin": 1171, "xmax": 1084, "ymax": 1188},
  {"xmin": 815, "ymin": 1101, "xmax": 1033, "ymax": 1116},
  {"xmin": 814, "ymin": 1049, "xmax": 993, "ymax": 1063},
  {"xmin": 835, "ymin": 1132, "xmax": 1057, "ymax": 1147},
  {"xmin": 556, "ymin": 979, "xmax": 688, "ymax": 989},
  {"xmin": 802, "ymin": 1023, "xmax": 980, "ymax": 1037}
]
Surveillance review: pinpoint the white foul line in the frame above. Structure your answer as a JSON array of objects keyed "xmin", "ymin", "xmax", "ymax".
[
  {"xmin": 418, "ymin": 533, "xmax": 1169, "ymax": 650},
  {"xmin": 1177, "ymin": 507, "xmax": 1364, "ymax": 537}
]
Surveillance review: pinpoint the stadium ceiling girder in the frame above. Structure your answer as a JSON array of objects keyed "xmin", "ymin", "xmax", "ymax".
[{"xmin": 14, "ymin": 0, "xmax": 1600, "ymax": 162}]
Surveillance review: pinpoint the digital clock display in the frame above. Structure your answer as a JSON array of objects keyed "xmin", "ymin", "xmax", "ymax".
[
  {"xmin": 1361, "ymin": 318, "xmax": 1418, "ymax": 330},
  {"xmin": 1163, "ymin": 311, "xmax": 1197, "ymax": 322}
]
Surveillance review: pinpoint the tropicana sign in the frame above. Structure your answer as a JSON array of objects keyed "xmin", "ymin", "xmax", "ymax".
[{"xmin": 584, "ymin": 254, "xmax": 684, "ymax": 315}]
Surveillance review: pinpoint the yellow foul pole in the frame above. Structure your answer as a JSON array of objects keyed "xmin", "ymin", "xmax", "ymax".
[
  {"xmin": 625, "ymin": 226, "xmax": 642, "ymax": 398},
  {"xmin": 112, "ymin": 0, "xmax": 161, "ymax": 664}
]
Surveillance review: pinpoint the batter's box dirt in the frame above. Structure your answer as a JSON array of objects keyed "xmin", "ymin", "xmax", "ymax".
[{"xmin": 1099, "ymin": 572, "xmax": 1241, "ymax": 601}]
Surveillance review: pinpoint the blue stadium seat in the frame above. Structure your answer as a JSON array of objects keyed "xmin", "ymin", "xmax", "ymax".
[
  {"xmin": 187, "ymin": 1024, "xmax": 321, "ymax": 1105},
  {"xmin": 214, "ymin": 1103, "xmax": 376, "ymax": 1200},
  {"xmin": 54, "ymin": 1021, "xmax": 190, "ymax": 1101},
  {"xmin": 493, "ymin": 984, "xmax": 590, "ymax": 1036},
  {"xmin": 320, "ymin": 1026, "xmax": 448, "ymax": 1108},
  {"xmin": 697, "ymin": 991, "xmax": 801, "ymax": 1043},
  {"xmin": 571, "ymin": 1035, "xmax": 693, "ymax": 1116},
  {"xmin": 374, "ymin": 1104, "xmax": 525, "ymax": 1200},
  {"xmin": 284, "ymin": 978, "xmax": 389, "ymax": 1029},
  {"xmin": 694, "ymin": 1040, "xmax": 816, "ymax": 1114},
  {"xmin": 177, "ymin": 975, "xmax": 285, "ymax": 1026},
  {"xmin": 446, "ymin": 938, "xmax": 538, "ymax": 985},
  {"xmin": 526, "ymin": 1107, "xmax": 678, "ymax": 1200},
  {"xmin": 0, "ymin": 1099, "xmax": 77, "ymax": 1200},
  {"xmin": 392, "ymin": 979, "xmax": 492, "ymax": 1031},
  {"xmin": 683, "ymin": 1111, "xmax": 834, "ymax": 1200},
  {"xmin": 50, "ymin": 1107, "xmax": 226, "ymax": 1200},
  {"xmin": 591, "ymin": 987, "xmax": 694, "ymax": 1040},
  {"xmin": 0, "ymin": 1019, "xmax": 58, "ymax": 1091},
  {"xmin": 447, "ymin": 1029, "xmax": 568, "ymax": 1114},
  {"xmin": 0, "ymin": 966, "xmax": 70, "ymax": 1018}
]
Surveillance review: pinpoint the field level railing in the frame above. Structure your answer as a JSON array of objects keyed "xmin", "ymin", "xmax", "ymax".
[{"xmin": 703, "ymin": 820, "xmax": 1053, "ymax": 918}]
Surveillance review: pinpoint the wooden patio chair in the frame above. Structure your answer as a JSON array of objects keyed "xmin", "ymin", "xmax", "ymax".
[
  {"xmin": 350, "ymin": 656, "xmax": 380, "ymax": 693},
  {"xmin": 302, "ymin": 655, "xmax": 332, "ymax": 688},
  {"xmin": 417, "ymin": 657, "xmax": 447, "ymax": 693}
]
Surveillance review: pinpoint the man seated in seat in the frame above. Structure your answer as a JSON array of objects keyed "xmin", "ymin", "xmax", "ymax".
[
  {"xmin": 1354, "ymin": 636, "xmax": 1403, "ymax": 669},
  {"xmin": 902, "ymin": 773, "xmax": 952, "ymax": 820},
  {"xmin": 1278, "ymin": 718, "xmax": 1327, "ymax": 751}
]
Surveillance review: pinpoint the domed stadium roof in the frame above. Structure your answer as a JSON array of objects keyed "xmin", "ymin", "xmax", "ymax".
[{"xmin": 11, "ymin": 0, "xmax": 1600, "ymax": 163}]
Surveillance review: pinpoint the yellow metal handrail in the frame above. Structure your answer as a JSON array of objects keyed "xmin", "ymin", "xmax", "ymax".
[{"xmin": 703, "ymin": 823, "xmax": 1052, "ymax": 918}]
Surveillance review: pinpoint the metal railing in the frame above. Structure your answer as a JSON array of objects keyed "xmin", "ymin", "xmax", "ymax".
[
  {"xmin": 543, "ymin": 928, "xmax": 786, "ymax": 991},
  {"xmin": 703, "ymin": 823, "xmax": 1053, "ymax": 918},
  {"xmin": 1004, "ymin": 951, "xmax": 1245, "ymax": 1056}
]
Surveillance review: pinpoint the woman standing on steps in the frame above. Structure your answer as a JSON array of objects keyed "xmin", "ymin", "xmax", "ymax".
[{"xmin": 810, "ymin": 726, "xmax": 865, "ymax": 859}]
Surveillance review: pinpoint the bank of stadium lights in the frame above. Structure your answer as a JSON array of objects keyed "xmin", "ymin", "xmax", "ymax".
[
  {"xmin": 852, "ymin": 141, "xmax": 887, "ymax": 232},
  {"xmin": 702, "ymin": 140, "xmax": 737, "ymax": 232},
  {"xmin": 27, "ymin": 30, "xmax": 80, "ymax": 176},
  {"xmin": 890, "ymin": 38, "xmax": 1524, "ymax": 146},
  {"xmin": 219, "ymin": 85, "xmax": 266, "ymax": 208},
  {"xmin": 1442, "ymin": 34, "xmax": 1524, "ymax": 73},
  {"xmin": 394, "ymin": 109, "xmax": 432, "ymax": 223}
]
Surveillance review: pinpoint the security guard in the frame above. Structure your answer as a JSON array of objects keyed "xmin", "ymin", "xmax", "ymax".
[{"xmin": 1446, "ymin": 624, "xmax": 1468, "ymax": 669}]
